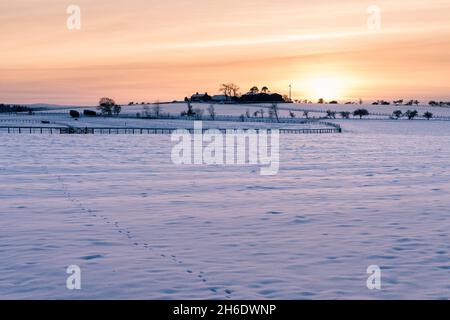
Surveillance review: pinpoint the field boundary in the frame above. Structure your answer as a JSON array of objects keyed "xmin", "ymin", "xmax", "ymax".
[{"xmin": 0, "ymin": 126, "xmax": 341, "ymax": 135}]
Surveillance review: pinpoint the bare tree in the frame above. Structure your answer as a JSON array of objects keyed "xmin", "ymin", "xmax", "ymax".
[
  {"xmin": 229, "ymin": 83, "xmax": 240, "ymax": 97},
  {"xmin": 269, "ymin": 103, "xmax": 280, "ymax": 122},
  {"xmin": 193, "ymin": 108, "xmax": 204, "ymax": 120},
  {"xmin": 142, "ymin": 105, "xmax": 150, "ymax": 117},
  {"xmin": 152, "ymin": 102, "xmax": 162, "ymax": 118},
  {"xmin": 219, "ymin": 83, "xmax": 230, "ymax": 97},
  {"xmin": 207, "ymin": 104, "xmax": 216, "ymax": 120},
  {"xmin": 219, "ymin": 83, "xmax": 240, "ymax": 99}
]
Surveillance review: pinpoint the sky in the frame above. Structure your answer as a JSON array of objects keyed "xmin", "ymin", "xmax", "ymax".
[{"xmin": 1, "ymin": 0, "xmax": 450, "ymax": 105}]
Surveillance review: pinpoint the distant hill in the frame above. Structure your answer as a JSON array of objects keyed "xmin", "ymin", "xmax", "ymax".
[{"xmin": 26, "ymin": 103, "xmax": 87, "ymax": 110}]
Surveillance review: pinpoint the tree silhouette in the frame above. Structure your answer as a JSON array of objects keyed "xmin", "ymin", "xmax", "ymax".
[
  {"xmin": 353, "ymin": 109, "xmax": 369, "ymax": 119},
  {"xmin": 152, "ymin": 103, "xmax": 162, "ymax": 118},
  {"xmin": 229, "ymin": 83, "xmax": 240, "ymax": 97},
  {"xmin": 181, "ymin": 101, "xmax": 195, "ymax": 117},
  {"xmin": 250, "ymin": 86, "xmax": 259, "ymax": 94},
  {"xmin": 393, "ymin": 110, "xmax": 403, "ymax": 119},
  {"xmin": 113, "ymin": 104, "xmax": 121, "ymax": 116},
  {"xmin": 340, "ymin": 111, "xmax": 350, "ymax": 119},
  {"xmin": 423, "ymin": 111, "xmax": 433, "ymax": 120},
  {"xmin": 193, "ymin": 108, "xmax": 204, "ymax": 120},
  {"xmin": 98, "ymin": 97, "xmax": 116, "ymax": 116},
  {"xmin": 259, "ymin": 108, "xmax": 265, "ymax": 118},
  {"xmin": 405, "ymin": 109, "xmax": 418, "ymax": 120},
  {"xmin": 207, "ymin": 104, "xmax": 216, "ymax": 120},
  {"xmin": 269, "ymin": 103, "xmax": 280, "ymax": 122},
  {"xmin": 142, "ymin": 105, "xmax": 150, "ymax": 117},
  {"xmin": 219, "ymin": 83, "xmax": 240, "ymax": 98},
  {"xmin": 326, "ymin": 110, "xmax": 336, "ymax": 119}
]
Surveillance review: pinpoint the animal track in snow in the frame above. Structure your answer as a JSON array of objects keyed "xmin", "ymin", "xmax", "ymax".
[{"xmin": 54, "ymin": 172, "xmax": 233, "ymax": 298}]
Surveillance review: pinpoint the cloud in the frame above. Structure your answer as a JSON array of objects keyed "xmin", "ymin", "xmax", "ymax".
[{"xmin": 158, "ymin": 28, "xmax": 415, "ymax": 49}]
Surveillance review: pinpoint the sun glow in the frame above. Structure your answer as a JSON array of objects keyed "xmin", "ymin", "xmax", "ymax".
[{"xmin": 308, "ymin": 76, "xmax": 347, "ymax": 101}]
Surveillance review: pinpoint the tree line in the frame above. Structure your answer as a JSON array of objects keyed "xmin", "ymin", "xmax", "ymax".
[{"xmin": 0, "ymin": 104, "xmax": 32, "ymax": 113}]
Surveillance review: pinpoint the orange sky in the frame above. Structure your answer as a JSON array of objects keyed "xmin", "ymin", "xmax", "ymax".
[{"xmin": 1, "ymin": 0, "xmax": 450, "ymax": 105}]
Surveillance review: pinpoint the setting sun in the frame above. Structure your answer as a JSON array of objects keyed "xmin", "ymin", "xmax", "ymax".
[{"xmin": 308, "ymin": 76, "xmax": 347, "ymax": 101}]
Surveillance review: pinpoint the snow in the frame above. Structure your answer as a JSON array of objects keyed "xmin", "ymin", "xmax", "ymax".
[
  {"xmin": 0, "ymin": 118, "xmax": 449, "ymax": 299},
  {"xmin": 0, "ymin": 112, "xmax": 333, "ymax": 130},
  {"xmin": 30, "ymin": 102, "xmax": 450, "ymax": 119}
]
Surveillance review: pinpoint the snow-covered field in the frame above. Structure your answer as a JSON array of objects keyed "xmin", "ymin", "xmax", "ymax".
[
  {"xmin": 0, "ymin": 119, "xmax": 449, "ymax": 299},
  {"xmin": 29, "ymin": 102, "xmax": 450, "ymax": 119},
  {"xmin": 0, "ymin": 113, "xmax": 330, "ymax": 131}
]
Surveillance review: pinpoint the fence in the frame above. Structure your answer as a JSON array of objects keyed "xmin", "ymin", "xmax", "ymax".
[{"xmin": 0, "ymin": 126, "xmax": 341, "ymax": 135}]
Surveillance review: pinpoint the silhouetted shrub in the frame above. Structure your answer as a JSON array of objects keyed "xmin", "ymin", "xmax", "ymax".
[
  {"xmin": 83, "ymin": 110, "xmax": 97, "ymax": 116},
  {"xmin": 423, "ymin": 111, "xmax": 433, "ymax": 120},
  {"xmin": 340, "ymin": 111, "xmax": 350, "ymax": 119},
  {"xmin": 70, "ymin": 110, "xmax": 80, "ymax": 118},
  {"xmin": 392, "ymin": 110, "xmax": 403, "ymax": 119}
]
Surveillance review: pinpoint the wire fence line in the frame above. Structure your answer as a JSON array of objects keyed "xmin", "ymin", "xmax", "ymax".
[
  {"xmin": 0, "ymin": 126, "xmax": 341, "ymax": 135},
  {"xmin": 3, "ymin": 108, "xmax": 450, "ymax": 121},
  {"xmin": 0, "ymin": 111, "xmax": 343, "ymax": 131}
]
